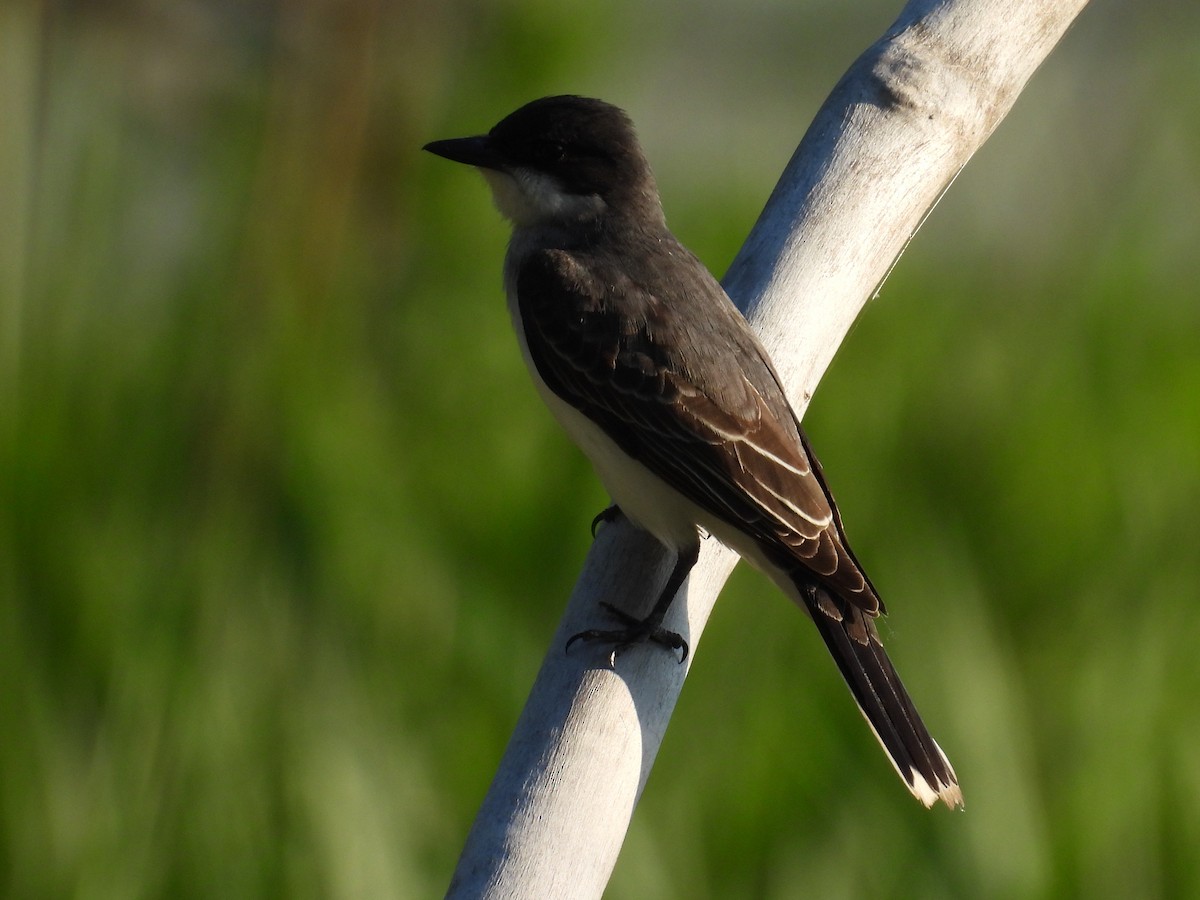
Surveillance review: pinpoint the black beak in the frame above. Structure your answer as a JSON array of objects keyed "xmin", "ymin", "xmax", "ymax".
[{"xmin": 423, "ymin": 135, "xmax": 505, "ymax": 170}]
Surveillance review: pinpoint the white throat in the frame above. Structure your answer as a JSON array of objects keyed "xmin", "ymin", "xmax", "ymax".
[{"xmin": 480, "ymin": 167, "xmax": 606, "ymax": 227}]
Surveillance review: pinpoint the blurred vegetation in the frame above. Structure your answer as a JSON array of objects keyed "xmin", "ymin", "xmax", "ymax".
[{"xmin": 2, "ymin": 0, "xmax": 1198, "ymax": 897}]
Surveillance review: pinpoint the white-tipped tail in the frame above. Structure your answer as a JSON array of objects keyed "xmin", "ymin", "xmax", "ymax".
[{"xmin": 806, "ymin": 588, "xmax": 963, "ymax": 810}]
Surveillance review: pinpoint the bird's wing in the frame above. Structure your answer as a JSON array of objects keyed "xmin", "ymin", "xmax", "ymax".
[{"xmin": 517, "ymin": 245, "xmax": 879, "ymax": 613}]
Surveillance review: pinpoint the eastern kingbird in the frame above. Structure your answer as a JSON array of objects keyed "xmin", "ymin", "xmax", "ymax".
[{"xmin": 424, "ymin": 95, "xmax": 962, "ymax": 809}]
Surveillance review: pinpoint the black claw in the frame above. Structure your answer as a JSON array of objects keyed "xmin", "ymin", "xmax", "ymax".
[
  {"xmin": 565, "ymin": 602, "xmax": 688, "ymax": 664},
  {"xmin": 589, "ymin": 505, "xmax": 622, "ymax": 538}
]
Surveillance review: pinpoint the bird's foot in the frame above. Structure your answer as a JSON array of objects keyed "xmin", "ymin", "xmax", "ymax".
[
  {"xmin": 566, "ymin": 602, "xmax": 688, "ymax": 664},
  {"xmin": 590, "ymin": 505, "xmax": 623, "ymax": 537}
]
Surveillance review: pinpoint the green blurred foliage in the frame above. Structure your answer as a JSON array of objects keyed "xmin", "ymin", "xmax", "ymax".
[{"xmin": 2, "ymin": 0, "xmax": 1198, "ymax": 897}]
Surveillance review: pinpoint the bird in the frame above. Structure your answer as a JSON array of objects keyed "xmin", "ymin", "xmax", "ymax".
[{"xmin": 424, "ymin": 95, "xmax": 962, "ymax": 809}]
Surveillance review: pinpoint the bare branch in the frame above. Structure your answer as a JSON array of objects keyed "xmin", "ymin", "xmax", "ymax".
[{"xmin": 447, "ymin": 1, "xmax": 1089, "ymax": 897}]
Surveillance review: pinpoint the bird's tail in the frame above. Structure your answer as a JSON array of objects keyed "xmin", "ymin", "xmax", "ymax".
[{"xmin": 802, "ymin": 584, "xmax": 962, "ymax": 809}]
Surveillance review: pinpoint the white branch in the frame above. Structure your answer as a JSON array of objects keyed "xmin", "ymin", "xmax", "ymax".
[{"xmin": 446, "ymin": 1, "xmax": 1088, "ymax": 896}]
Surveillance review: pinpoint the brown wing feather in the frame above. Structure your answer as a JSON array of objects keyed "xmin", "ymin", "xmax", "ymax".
[{"xmin": 517, "ymin": 242, "xmax": 878, "ymax": 614}]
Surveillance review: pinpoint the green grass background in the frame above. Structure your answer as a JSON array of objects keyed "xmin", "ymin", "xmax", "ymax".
[{"xmin": 3, "ymin": 0, "xmax": 1199, "ymax": 897}]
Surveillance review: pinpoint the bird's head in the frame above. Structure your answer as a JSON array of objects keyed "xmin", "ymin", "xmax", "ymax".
[{"xmin": 424, "ymin": 95, "xmax": 663, "ymax": 229}]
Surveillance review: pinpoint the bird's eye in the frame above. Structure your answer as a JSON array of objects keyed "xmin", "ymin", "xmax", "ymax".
[{"xmin": 534, "ymin": 140, "xmax": 566, "ymax": 164}]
